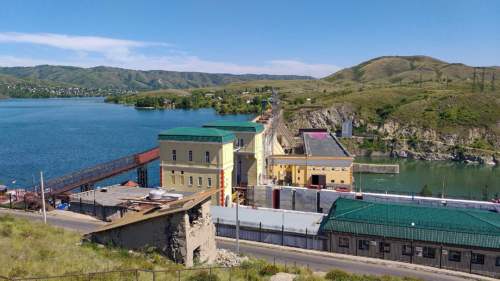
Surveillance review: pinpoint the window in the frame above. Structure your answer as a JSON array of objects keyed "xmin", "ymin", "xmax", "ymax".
[
  {"xmin": 471, "ymin": 253, "xmax": 485, "ymax": 265},
  {"xmin": 423, "ymin": 247, "xmax": 436, "ymax": 259},
  {"xmin": 496, "ymin": 257, "xmax": 500, "ymax": 266},
  {"xmin": 448, "ymin": 251, "xmax": 461, "ymax": 262},
  {"xmin": 170, "ymin": 175, "xmax": 175, "ymax": 184},
  {"xmin": 207, "ymin": 177, "xmax": 212, "ymax": 187},
  {"xmin": 198, "ymin": 177, "xmax": 202, "ymax": 186},
  {"xmin": 331, "ymin": 180, "xmax": 335, "ymax": 183},
  {"xmin": 188, "ymin": 150, "xmax": 193, "ymax": 161},
  {"xmin": 341, "ymin": 180, "xmax": 345, "ymax": 184},
  {"xmin": 188, "ymin": 176, "xmax": 193, "ymax": 186},
  {"xmin": 379, "ymin": 242, "xmax": 390, "ymax": 253},
  {"xmin": 402, "ymin": 245, "xmax": 412, "ymax": 256},
  {"xmin": 205, "ymin": 151, "xmax": 210, "ymax": 163},
  {"xmin": 239, "ymin": 138, "xmax": 244, "ymax": 147},
  {"xmin": 181, "ymin": 171, "xmax": 184, "ymax": 174},
  {"xmin": 172, "ymin": 150, "xmax": 176, "ymax": 161},
  {"xmin": 358, "ymin": 240, "xmax": 369, "ymax": 251},
  {"xmin": 338, "ymin": 237, "xmax": 349, "ymax": 248}
]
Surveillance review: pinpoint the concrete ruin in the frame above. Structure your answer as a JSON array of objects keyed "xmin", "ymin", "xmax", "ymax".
[{"xmin": 89, "ymin": 189, "xmax": 217, "ymax": 267}]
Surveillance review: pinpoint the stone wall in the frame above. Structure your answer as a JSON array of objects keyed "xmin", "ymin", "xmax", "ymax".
[{"xmin": 90, "ymin": 198, "xmax": 216, "ymax": 267}]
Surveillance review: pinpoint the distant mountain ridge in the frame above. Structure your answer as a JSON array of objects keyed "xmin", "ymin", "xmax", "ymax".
[
  {"xmin": 324, "ymin": 55, "xmax": 500, "ymax": 84},
  {"xmin": 0, "ymin": 65, "xmax": 313, "ymax": 90}
]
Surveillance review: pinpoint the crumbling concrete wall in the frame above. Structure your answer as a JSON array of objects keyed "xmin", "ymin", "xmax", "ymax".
[{"xmin": 90, "ymin": 198, "xmax": 216, "ymax": 267}]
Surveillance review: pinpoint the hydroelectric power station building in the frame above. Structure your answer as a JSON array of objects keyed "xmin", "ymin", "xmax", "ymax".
[{"xmin": 159, "ymin": 121, "xmax": 265, "ymax": 206}]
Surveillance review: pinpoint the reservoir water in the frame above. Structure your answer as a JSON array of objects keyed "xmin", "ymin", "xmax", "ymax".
[
  {"xmin": 0, "ymin": 98, "xmax": 250, "ymax": 188},
  {"xmin": 0, "ymin": 98, "xmax": 498, "ymax": 199},
  {"xmin": 354, "ymin": 157, "xmax": 499, "ymax": 201}
]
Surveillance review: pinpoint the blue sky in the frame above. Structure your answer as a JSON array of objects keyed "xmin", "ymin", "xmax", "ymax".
[{"xmin": 0, "ymin": 0, "xmax": 499, "ymax": 77}]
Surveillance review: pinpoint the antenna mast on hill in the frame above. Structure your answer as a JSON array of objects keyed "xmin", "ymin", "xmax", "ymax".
[
  {"xmin": 472, "ymin": 68, "xmax": 477, "ymax": 92},
  {"xmin": 491, "ymin": 72, "xmax": 496, "ymax": 91}
]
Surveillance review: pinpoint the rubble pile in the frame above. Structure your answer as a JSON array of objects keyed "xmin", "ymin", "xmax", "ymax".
[{"xmin": 215, "ymin": 249, "xmax": 249, "ymax": 267}]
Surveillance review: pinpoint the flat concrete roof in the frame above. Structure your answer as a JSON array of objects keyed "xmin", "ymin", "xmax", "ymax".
[
  {"xmin": 270, "ymin": 157, "xmax": 352, "ymax": 167},
  {"xmin": 70, "ymin": 185, "xmax": 193, "ymax": 206},
  {"xmin": 303, "ymin": 132, "xmax": 350, "ymax": 157},
  {"xmin": 211, "ymin": 205, "xmax": 325, "ymax": 234}
]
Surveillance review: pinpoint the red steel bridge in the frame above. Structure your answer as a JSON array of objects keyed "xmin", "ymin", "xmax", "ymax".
[{"xmin": 37, "ymin": 147, "xmax": 160, "ymax": 196}]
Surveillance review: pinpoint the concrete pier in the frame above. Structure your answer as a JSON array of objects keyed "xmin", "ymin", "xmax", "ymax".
[{"xmin": 353, "ymin": 163, "xmax": 399, "ymax": 174}]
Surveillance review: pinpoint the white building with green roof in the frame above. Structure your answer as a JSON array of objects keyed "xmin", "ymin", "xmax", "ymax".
[
  {"xmin": 203, "ymin": 121, "xmax": 265, "ymax": 187},
  {"xmin": 158, "ymin": 127, "xmax": 235, "ymax": 206}
]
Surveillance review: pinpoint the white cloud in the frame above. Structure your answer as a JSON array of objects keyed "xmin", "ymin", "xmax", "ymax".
[{"xmin": 0, "ymin": 32, "xmax": 339, "ymax": 77}]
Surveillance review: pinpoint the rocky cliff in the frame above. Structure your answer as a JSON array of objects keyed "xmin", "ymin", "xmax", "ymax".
[{"xmin": 287, "ymin": 105, "xmax": 499, "ymax": 165}]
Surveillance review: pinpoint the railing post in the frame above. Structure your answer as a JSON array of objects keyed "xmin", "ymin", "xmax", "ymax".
[
  {"xmin": 24, "ymin": 194, "xmax": 27, "ymax": 211},
  {"xmin": 177, "ymin": 270, "xmax": 180, "ymax": 281},
  {"xmin": 305, "ymin": 228, "xmax": 308, "ymax": 249},
  {"xmin": 281, "ymin": 224, "xmax": 284, "ymax": 246},
  {"xmin": 216, "ymin": 218, "xmax": 219, "ymax": 236},
  {"xmin": 9, "ymin": 193, "xmax": 12, "ymax": 209},
  {"xmin": 259, "ymin": 222, "xmax": 262, "ymax": 242},
  {"xmin": 135, "ymin": 269, "xmax": 139, "ymax": 281},
  {"xmin": 152, "ymin": 270, "xmax": 156, "ymax": 281}
]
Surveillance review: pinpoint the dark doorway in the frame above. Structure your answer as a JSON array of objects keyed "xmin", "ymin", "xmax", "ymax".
[
  {"xmin": 312, "ymin": 175, "xmax": 326, "ymax": 187},
  {"xmin": 193, "ymin": 246, "xmax": 201, "ymax": 264},
  {"xmin": 272, "ymin": 189, "xmax": 280, "ymax": 209}
]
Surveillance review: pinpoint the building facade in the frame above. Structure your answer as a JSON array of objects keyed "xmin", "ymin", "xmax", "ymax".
[
  {"xmin": 268, "ymin": 131, "xmax": 354, "ymax": 188},
  {"xmin": 90, "ymin": 190, "xmax": 217, "ymax": 267},
  {"xmin": 203, "ymin": 121, "xmax": 265, "ymax": 187},
  {"xmin": 321, "ymin": 198, "xmax": 500, "ymax": 278},
  {"xmin": 159, "ymin": 127, "xmax": 234, "ymax": 206}
]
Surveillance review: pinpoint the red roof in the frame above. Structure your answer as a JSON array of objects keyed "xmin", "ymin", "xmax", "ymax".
[{"xmin": 121, "ymin": 180, "xmax": 139, "ymax": 187}]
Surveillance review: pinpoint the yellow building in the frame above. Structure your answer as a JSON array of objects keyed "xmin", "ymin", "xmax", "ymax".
[
  {"xmin": 268, "ymin": 131, "xmax": 354, "ymax": 188},
  {"xmin": 203, "ymin": 121, "xmax": 265, "ymax": 187},
  {"xmin": 159, "ymin": 127, "xmax": 235, "ymax": 206}
]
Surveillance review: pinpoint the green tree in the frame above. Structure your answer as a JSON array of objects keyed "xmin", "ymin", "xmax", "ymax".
[
  {"xmin": 482, "ymin": 184, "xmax": 489, "ymax": 201},
  {"xmin": 419, "ymin": 184, "xmax": 433, "ymax": 197}
]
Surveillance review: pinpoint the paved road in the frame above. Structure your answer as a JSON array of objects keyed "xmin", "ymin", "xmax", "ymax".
[
  {"xmin": 217, "ymin": 240, "xmax": 475, "ymax": 281},
  {"xmin": 0, "ymin": 209, "xmax": 104, "ymax": 233}
]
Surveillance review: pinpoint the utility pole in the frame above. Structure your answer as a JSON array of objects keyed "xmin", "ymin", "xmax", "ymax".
[
  {"xmin": 40, "ymin": 171, "xmax": 47, "ymax": 224},
  {"xmin": 472, "ymin": 68, "xmax": 477, "ymax": 92},
  {"xmin": 235, "ymin": 190, "xmax": 240, "ymax": 254},
  {"xmin": 480, "ymin": 68, "xmax": 485, "ymax": 92},
  {"xmin": 492, "ymin": 72, "xmax": 496, "ymax": 91}
]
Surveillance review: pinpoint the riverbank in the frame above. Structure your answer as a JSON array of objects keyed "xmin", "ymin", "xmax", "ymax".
[
  {"xmin": 105, "ymin": 88, "xmax": 271, "ymax": 115},
  {"xmin": 340, "ymin": 137, "xmax": 498, "ymax": 166}
]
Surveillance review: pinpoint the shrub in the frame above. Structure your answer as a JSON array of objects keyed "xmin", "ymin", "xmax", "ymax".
[
  {"xmin": 259, "ymin": 264, "xmax": 279, "ymax": 276},
  {"xmin": 325, "ymin": 269, "xmax": 351, "ymax": 281},
  {"xmin": 188, "ymin": 270, "xmax": 220, "ymax": 281}
]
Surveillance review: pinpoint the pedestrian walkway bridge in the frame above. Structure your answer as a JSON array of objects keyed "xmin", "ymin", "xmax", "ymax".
[{"xmin": 37, "ymin": 147, "xmax": 159, "ymax": 196}]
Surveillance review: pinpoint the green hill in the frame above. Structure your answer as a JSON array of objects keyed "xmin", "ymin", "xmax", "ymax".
[
  {"xmin": 324, "ymin": 55, "xmax": 499, "ymax": 86},
  {"xmin": 0, "ymin": 65, "xmax": 313, "ymax": 90}
]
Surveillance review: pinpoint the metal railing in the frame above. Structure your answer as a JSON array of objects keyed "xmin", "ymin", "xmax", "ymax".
[{"xmin": 0, "ymin": 264, "xmax": 306, "ymax": 281}]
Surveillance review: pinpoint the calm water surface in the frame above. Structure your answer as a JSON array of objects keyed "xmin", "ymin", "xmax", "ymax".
[
  {"xmin": 0, "ymin": 98, "xmax": 250, "ymax": 188},
  {"xmin": 0, "ymin": 98, "xmax": 498, "ymax": 199},
  {"xmin": 355, "ymin": 157, "xmax": 499, "ymax": 200}
]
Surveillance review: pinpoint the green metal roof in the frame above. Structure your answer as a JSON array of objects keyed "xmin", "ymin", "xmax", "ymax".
[
  {"xmin": 158, "ymin": 127, "xmax": 235, "ymax": 143},
  {"xmin": 320, "ymin": 198, "xmax": 500, "ymax": 249},
  {"xmin": 203, "ymin": 121, "xmax": 264, "ymax": 133}
]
